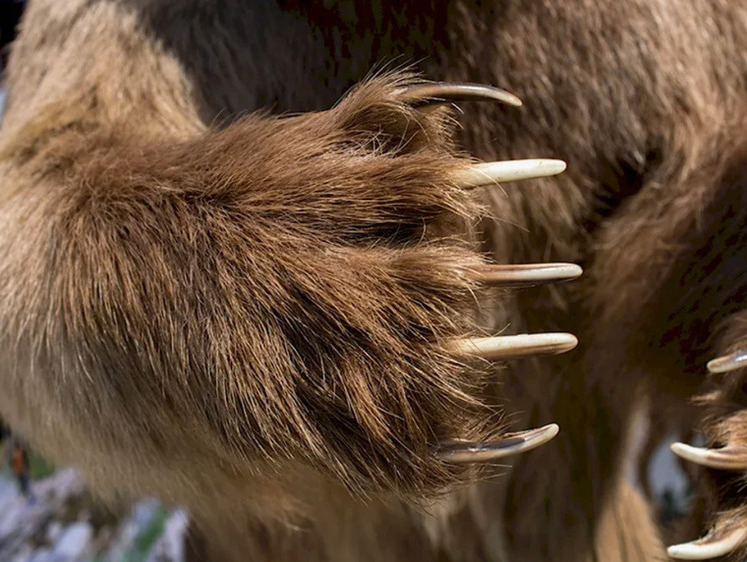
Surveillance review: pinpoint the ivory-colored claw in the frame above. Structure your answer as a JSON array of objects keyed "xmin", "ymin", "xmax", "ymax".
[
  {"xmin": 404, "ymin": 82, "xmax": 523, "ymax": 107},
  {"xmin": 468, "ymin": 263, "xmax": 583, "ymax": 287},
  {"xmin": 437, "ymin": 423, "xmax": 559, "ymax": 463},
  {"xmin": 453, "ymin": 159, "xmax": 567, "ymax": 187},
  {"xmin": 667, "ymin": 522, "xmax": 747, "ymax": 560},
  {"xmin": 450, "ymin": 333, "xmax": 578, "ymax": 360},
  {"xmin": 670, "ymin": 442, "xmax": 747, "ymax": 471},
  {"xmin": 707, "ymin": 350, "xmax": 747, "ymax": 373}
]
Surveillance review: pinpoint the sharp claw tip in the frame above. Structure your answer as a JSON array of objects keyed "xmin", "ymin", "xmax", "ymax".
[
  {"xmin": 670, "ymin": 442, "xmax": 687, "ymax": 454},
  {"xmin": 469, "ymin": 262, "xmax": 583, "ymax": 286},
  {"xmin": 670, "ymin": 442, "xmax": 705, "ymax": 464},
  {"xmin": 545, "ymin": 423, "xmax": 560, "ymax": 439},
  {"xmin": 666, "ymin": 544, "xmax": 699, "ymax": 560},
  {"xmin": 436, "ymin": 423, "xmax": 560, "ymax": 463},
  {"xmin": 500, "ymin": 93, "xmax": 523, "ymax": 108},
  {"xmin": 453, "ymin": 159, "xmax": 567, "ymax": 188},
  {"xmin": 667, "ymin": 524, "xmax": 747, "ymax": 560},
  {"xmin": 707, "ymin": 350, "xmax": 747, "ymax": 373},
  {"xmin": 670, "ymin": 442, "xmax": 747, "ymax": 471},
  {"xmin": 451, "ymin": 332, "xmax": 578, "ymax": 360},
  {"xmin": 404, "ymin": 82, "xmax": 523, "ymax": 108}
]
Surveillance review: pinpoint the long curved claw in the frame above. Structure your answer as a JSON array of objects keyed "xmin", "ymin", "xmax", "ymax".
[
  {"xmin": 668, "ymin": 521, "xmax": 747, "ymax": 560},
  {"xmin": 670, "ymin": 442, "xmax": 747, "ymax": 471},
  {"xmin": 450, "ymin": 333, "xmax": 578, "ymax": 360},
  {"xmin": 468, "ymin": 263, "xmax": 583, "ymax": 287},
  {"xmin": 453, "ymin": 159, "xmax": 567, "ymax": 187},
  {"xmin": 708, "ymin": 350, "xmax": 747, "ymax": 373},
  {"xmin": 404, "ymin": 82, "xmax": 523, "ymax": 108},
  {"xmin": 436, "ymin": 423, "xmax": 559, "ymax": 463}
]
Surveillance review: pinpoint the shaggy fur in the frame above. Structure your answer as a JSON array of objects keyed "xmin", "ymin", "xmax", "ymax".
[{"xmin": 0, "ymin": 0, "xmax": 745, "ymax": 560}]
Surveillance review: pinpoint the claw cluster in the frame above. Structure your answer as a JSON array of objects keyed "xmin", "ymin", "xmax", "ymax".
[
  {"xmin": 669, "ymin": 348, "xmax": 747, "ymax": 560},
  {"xmin": 396, "ymin": 82, "xmax": 579, "ymax": 464}
]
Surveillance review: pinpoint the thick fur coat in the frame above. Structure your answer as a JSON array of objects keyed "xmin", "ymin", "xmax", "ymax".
[{"xmin": 0, "ymin": 1, "xmax": 745, "ymax": 560}]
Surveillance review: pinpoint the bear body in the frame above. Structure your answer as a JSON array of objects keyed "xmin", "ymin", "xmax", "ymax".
[{"xmin": 0, "ymin": 1, "xmax": 745, "ymax": 560}]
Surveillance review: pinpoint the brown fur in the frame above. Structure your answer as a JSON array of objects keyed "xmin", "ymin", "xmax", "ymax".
[{"xmin": 0, "ymin": 0, "xmax": 745, "ymax": 560}]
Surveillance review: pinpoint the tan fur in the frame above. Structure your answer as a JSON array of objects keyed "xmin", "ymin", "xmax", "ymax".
[{"xmin": 0, "ymin": 0, "xmax": 745, "ymax": 560}]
